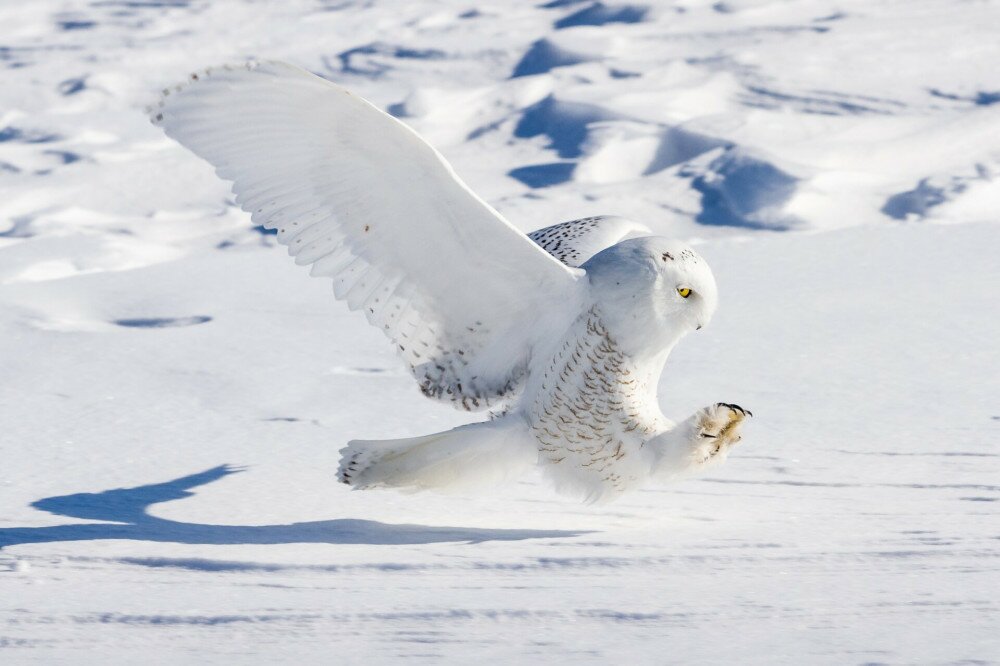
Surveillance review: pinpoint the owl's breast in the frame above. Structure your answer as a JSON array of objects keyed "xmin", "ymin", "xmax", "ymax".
[{"xmin": 527, "ymin": 307, "xmax": 667, "ymax": 500}]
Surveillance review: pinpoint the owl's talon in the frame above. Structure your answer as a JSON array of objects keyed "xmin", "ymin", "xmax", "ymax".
[
  {"xmin": 716, "ymin": 402, "xmax": 752, "ymax": 418},
  {"xmin": 691, "ymin": 401, "xmax": 751, "ymax": 463}
]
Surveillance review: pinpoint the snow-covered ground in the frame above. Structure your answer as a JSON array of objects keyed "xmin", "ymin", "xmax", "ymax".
[{"xmin": 1, "ymin": 1, "xmax": 998, "ymax": 662}]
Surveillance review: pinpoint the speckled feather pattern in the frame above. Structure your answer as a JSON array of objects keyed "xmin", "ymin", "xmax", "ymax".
[
  {"xmin": 530, "ymin": 306, "xmax": 667, "ymax": 501},
  {"xmin": 528, "ymin": 215, "xmax": 650, "ymax": 268},
  {"xmin": 528, "ymin": 216, "xmax": 604, "ymax": 266}
]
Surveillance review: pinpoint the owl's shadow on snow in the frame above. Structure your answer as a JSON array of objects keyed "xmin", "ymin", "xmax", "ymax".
[{"xmin": 0, "ymin": 466, "xmax": 586, "ymax": 549}]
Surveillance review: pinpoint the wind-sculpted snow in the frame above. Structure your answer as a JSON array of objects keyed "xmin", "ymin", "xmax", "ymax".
[
  {"xmin": 337, "ymin": 42, "xmax": 448, "ymax": 78},
  {"xmin": 511, "ymin": 39, "xmax": 594, "ymax": 78},
  {"xmin": 508, "ymin": 161, "xmax": 577, "ymax": 188},
  {"xmin": 1, "ymin": 0, "xmax": 998, "ymax": 662},
  {"xmin": 514, "ymin": 95, "xmax": 622, "ymax": 159},
  {"xmin": 686, "ymin": 148, "xmax": 801, "ymax": 230},
  {"xmin": 553, "ymin": 2, "xmax": 650, "ymax": 30}
]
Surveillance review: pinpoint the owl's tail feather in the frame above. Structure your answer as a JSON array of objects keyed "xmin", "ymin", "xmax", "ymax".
[{"xmin": 337, "ymin": 420, "xmax": 535, "ymax": 492}]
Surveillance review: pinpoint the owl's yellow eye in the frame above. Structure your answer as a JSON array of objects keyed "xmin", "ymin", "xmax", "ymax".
[{"xmin": 677, "ymin": 287, "xmax": 692, "ymax": 298}]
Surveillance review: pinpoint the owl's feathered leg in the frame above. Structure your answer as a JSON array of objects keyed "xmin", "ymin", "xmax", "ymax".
[
  {"xmin": 338, "ymin": 418, "xmax": 536, "ymax": 492},
  {"xmin": 649, "ymin": 403, "xmax": 751, "ymax": 481}
]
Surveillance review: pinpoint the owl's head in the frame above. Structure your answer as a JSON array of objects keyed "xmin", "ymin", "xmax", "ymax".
[{"xmin": 582, "ymin": 236, "xmax": 718, "ymax": 355}]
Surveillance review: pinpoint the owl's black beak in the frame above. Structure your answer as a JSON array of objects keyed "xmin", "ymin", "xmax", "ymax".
[{"xmin": 696, "ymin": 324, "xmax": 703, "ymax": 331}]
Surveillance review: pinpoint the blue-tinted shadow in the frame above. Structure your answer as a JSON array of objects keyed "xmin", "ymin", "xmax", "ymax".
[
  {"xmin": 929, "ymin": 88, "xmax": 1000, "ymax": 107},
  {"xmin": 514, "ymin": 95, "xmax": 614, "ymax": 158},
  {"xmin": 113, "ymin": 315, "xmax": 212, "ymax": 328},
  {"xmin": 881, "ymin": 178, "xmax": 949, "ymax": 220},
  {"xmin": 508, "ymin": 162, "xmax": 576, "ymax": 188},
  {"xmin": 511, "ymin": 39, "xmax": 589, "ymax": 78},
  {"xmin": 57, "ymin": 20, "xmax": 96, "ymax": 31},
  {"xmin": 0, "ymin": 127, "xmax": 61, "ymax": 143},
  {"xmin": 689, "ymin": 149, "xmax": 797, "ymax": 230},
  {"xmin": 336, "ymin": 42, "xmax": 446, "ymax": 78},
  {"xmin": 59, "ymin": 77, "xmax": 87, "ymax": 95},
  {"xmin": 0, "ymin": 466, "xmax": 587, "ymax": 548},
  {"xmin": 554, "ymin": 2, "xmax": 649, "ymax": 29}
]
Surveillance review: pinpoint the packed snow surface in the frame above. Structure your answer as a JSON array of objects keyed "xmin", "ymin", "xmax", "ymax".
[{"xmin": 1, "ymin": 0, "xmax": 998, "ymax": 662}]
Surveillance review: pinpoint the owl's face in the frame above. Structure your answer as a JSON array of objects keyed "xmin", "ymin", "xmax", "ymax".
[
  {"xmin": 583, "ymin": 237, "xmax": 718, "ymax": 355},
  {"xmin": 647, "ymin": 238, "xmax": 718, "ymax": 332}
]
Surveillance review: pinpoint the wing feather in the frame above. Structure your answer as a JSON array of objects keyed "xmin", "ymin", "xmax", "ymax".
[
  {"xmin": 528, "ymin": 216, "xmax": 651, "ymax": 268},
  {"xmin": 153, "ymin": 61, "xmax": 583, "ymax": 410}
]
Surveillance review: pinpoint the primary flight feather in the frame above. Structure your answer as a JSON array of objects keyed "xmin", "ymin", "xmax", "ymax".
[{"xmin": 152, "ymin": 61, "xmax": 750, "ymax": 503}]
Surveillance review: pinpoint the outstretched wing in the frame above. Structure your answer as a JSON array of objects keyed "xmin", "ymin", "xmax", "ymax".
[
  {"xmin": 529, "ymin": 216, "xmax": 651, "ymax": 268},
  {"xmin": 152, "ymin": 61, "xmax": 583, "ymax": 410}
]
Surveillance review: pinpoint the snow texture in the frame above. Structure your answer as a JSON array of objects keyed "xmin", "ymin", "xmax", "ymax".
[{"xmin": 1, "ymin": 0, "xmax": 998, "ymax": 663}]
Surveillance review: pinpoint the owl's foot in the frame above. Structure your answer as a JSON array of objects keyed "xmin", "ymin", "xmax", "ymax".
[
  {"xmin": 648, "ymin": 402, "xmax": 753, "ymax": 480},
  {"xmin": 691, "ymin": 402, "xmax": 751, "ymax": 464}
]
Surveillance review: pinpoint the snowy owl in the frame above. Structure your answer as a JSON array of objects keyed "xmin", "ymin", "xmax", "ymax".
[{"xmin": 151, "ymin": 61, "xmax": 750, "ymax": 503}]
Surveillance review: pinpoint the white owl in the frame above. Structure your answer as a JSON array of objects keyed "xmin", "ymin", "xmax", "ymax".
[{"xmin": 152, "ymin": 61, "xmax": 751, "ymax": 503}]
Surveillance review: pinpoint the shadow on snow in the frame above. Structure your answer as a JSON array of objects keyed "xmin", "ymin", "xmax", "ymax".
[{"xmin": 0, "ymin": 466, "xmax": 588, "ymax": 548}]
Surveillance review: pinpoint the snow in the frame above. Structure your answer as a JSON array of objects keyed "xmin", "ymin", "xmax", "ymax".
[{"xmin": 1, "ymin": 0, "xmax": 998, "ymax": 662}]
